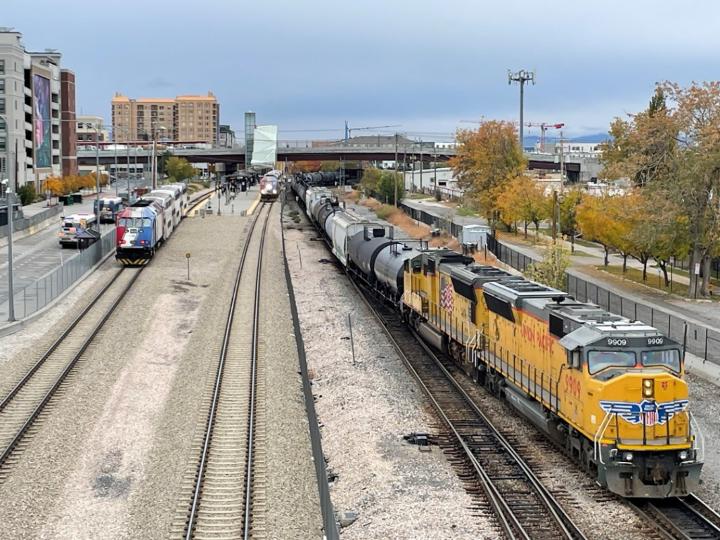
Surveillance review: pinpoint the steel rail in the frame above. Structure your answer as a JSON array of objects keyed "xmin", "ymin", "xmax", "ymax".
[
  {"xmin": 184, "ymin": 202, "xmax": 268, "ymax": 539},
  {"xmin": 0, "ymin": 267, "xmax": 142, "ymax": 469},
  {"xmin": 0, "ymin": 266, "xmax": 125, "ymax": 412},
  {"xmin": 350, "ymin": 278, "xmax": 587, "ymax": 540},
  {"xmin": 633, "ymin": 494, "xmax": 720, "ymax": 540},
  {"xmin": 243, "ymin": 199, "xmax": 270, "ymax": 539}
]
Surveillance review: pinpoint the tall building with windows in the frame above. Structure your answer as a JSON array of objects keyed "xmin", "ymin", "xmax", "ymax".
[
  {"xmin": 0, "ymin": 28, "xmax": 72, "ymax": 189},
  {"xmin": 111, "ymin": 92, "xmax": 219, "ymax": 145}
]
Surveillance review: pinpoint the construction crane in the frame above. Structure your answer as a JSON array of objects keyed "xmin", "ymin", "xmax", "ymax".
[
  {"xmin": 525, "ymin": 122, "xmax": 565, "ymax": 152},
  {"xmin": 344, "ymin": 121, "xmax": 401, "ymax": 143}
]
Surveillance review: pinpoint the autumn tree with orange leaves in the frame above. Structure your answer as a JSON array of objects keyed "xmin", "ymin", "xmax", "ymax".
[
  {"xmin": 601, "ymin": 82, "xmax": 720, "ymax": 296},
  {"xmin": 451, "ymin": 121, "xmax": 526, "ymax": 228},
  {"xmin": 496, "ymin": 175, "xmax": 549, "ymax": 238}
]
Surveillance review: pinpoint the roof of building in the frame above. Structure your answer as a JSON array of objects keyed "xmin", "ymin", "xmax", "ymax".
[
  {"xmin": 136, "ymin": 98, "xmax": 176, "ymax": 103},
  {"xmin": 176, "ymin": 93, "xmax": 216, "ymax": 101}
]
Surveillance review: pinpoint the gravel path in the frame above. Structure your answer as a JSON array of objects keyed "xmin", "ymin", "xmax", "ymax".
[
  {"xmin": 284, "ymin": 208, "xmax": 495, "ymax": 539},
  {"xmin": 260, "ymin": 203, "xmax": 323, "ymax": 538},
  {"xmin": 686, "ymin": 372, "xmax": 720, "ymax": 509}
]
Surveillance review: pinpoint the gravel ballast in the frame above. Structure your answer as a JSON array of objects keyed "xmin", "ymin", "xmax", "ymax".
[
  {"xmin": 283, "ymin": 207, "xmax": 496, "ymax": 539},
  {"xmin": 260, "ymin": 203, "xmax": 323, "ymax": 538},
  {"xmin": 0, "ymin": 212, "xmax": 248, "ymax": 537}
]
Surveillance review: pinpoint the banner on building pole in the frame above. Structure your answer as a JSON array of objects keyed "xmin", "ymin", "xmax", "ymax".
[{"xmin": 251, "ymin": 125, "xmax": 278, "ymax": 167}]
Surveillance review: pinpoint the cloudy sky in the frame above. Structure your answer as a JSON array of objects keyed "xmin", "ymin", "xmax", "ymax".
[{"xmin": 4, "ymin": 0, "xmax": 719, "ymax": 141}]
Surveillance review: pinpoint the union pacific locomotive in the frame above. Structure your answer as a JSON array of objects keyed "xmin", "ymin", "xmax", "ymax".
[{"xmin": 290, "ymin": 174, "xmax": 703, "ymax": 498}]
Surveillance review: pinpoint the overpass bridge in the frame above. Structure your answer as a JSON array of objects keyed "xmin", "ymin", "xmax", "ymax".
[{"xmin": 77, "ymin": 140, "xmax": 597, "ymax": 182}]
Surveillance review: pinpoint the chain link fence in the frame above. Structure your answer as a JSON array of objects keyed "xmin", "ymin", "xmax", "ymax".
[
  {"xmin": 487, "ymin": 234, "xmax": 720, "ymax": 366},
  {"xmin": 1, "ymin": 230, "xmax": 116, "ymax": 321}
]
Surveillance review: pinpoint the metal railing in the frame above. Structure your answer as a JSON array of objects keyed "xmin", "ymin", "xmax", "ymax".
[{"xmin": 0, "ymin": 230, "xmax": 116, "ymax": 321}]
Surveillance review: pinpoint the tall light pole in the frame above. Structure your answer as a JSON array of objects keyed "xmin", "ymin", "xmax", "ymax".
[
  {"xmin": 151, "ymin": 125, "xmax": 166, "ymax": 190},
  {"xmin": 93, "ymin": 124, "xmax": 101, "ymax": 224},
  {"xmin": 508, "ymin": 69, "xmax": 535, "ymax": 150},
  {"xmin": 1, "ymin": 113, "xmax": 15, "ymax": 321}
]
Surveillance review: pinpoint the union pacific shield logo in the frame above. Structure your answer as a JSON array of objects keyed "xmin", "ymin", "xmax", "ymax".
[{"xmin": 599, "ymin": 399, "xmax": 688, "ymax": 426}]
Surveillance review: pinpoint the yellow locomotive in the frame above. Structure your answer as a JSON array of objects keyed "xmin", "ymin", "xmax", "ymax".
[{"xmin": 402, "ymin": 250, "xmax": 703, "ymax": 498}]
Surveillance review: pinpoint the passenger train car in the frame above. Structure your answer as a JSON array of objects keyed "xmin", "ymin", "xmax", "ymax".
[
  {"xmin": 259, "ymin": 170, "xmax": 282, "ymax": 201},
  {"xmin": 289, "ymin": 173, "xmax": 703, "ymax": 499},
  {"xmin": 115, "ymin": 183, "xmax": 189, "ymax": 266}
]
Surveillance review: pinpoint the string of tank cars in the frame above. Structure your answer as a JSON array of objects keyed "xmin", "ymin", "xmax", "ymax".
[{"xmin": 289, "ymin": 172, "xmax": 720, "ymax": 539}]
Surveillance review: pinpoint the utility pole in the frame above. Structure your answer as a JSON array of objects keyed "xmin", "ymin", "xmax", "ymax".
[
  {"xmin": 126, "ymin": 132, "xmax": 131, "ymax": 202},
  {"xmin": 559, "ymin": 130, "xmax": 565, "ymax": 186},
  {"xmin": 2, "ymin": 116, "xmax": 16, "ymax": 321},
  {"xmin": 508, "ymin": 69, "xmax": 535, "ymax": 150},
  {"xmin": 94, "ymin": 125, "xmax": 101, "ymax": 225},
  {"xmin": 553, "ymin": 190, "xmax": 558, "ymax": 244},
  {"xmin": 394, "ymin": 133, "xmax": 398, "ymax": 207},
  {"xmin": 419, "ymin": 139, "xmax": 423, "ymax": 193},
  {"xmin": 151, "ymin": 135, "xmax": 157, "ymax": 190},
  {"xmin": 113, "ymin": 137, "xmax": 118, "ymax": 196},
  {"xmin": 433, "ymin": 145, "xmax": 438, "ymax": 196}
]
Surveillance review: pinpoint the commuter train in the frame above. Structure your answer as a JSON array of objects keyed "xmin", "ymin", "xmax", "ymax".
[
  {"xmin": 259, "ymin": 170, "xmax": 282, "ymax": 201},
  {"xmin": 290, "ymin": 174, "xmax": 703, "ymax": 499},
  {"xmin": 115, "ymin": 182, "xmax": 188, "ymax": 265}
]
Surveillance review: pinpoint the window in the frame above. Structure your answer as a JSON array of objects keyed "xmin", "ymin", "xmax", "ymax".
[
  {"xmin": 0, "ymin": 60, "xmax": 4, "ymax": 74},
  {"xmin": 641, "ymin": 349, "xmax": 680, "ymax": 373},
  {"xmin": 588, "ymin": 351, "xmax": 636, "ymax": 375},
  {"xmin": 0, "ymin": 79, "xmax": 4, "ymax": 93},
  {"xmin": 0, "ymin": 97, "xmax": 4, "ymax": 114}
]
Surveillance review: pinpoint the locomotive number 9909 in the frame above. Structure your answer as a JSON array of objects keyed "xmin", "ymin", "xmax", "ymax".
[{"xmin": 606, "ymin": 338, "xmax": 628, "ymax": 347}]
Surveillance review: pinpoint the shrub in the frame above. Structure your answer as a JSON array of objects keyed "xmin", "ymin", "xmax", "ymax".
[{"xmin": 16, "ymin": 183, "xmax": 36, "ymax": 205}]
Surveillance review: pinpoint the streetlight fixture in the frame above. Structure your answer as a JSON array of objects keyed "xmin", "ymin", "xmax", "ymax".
[{"xmin": 0, "ymin": 112, "xmax": 16, "ymax": 321}]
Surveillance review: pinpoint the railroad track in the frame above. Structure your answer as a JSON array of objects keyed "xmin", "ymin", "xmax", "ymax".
[
  {"xmin": 632, "ymin": 494, "xmax": 720, "ymax": 539},
  {"xmin": 352, "ymin": 281, "xmax": 587, "ymax": 540},
  {"xmin": 0, "ymin": 267, "xmax": 142, "ymax": 479},
  {"xmin": 182, "ymin": 202, "xmax": 271, "ymax": 540}
]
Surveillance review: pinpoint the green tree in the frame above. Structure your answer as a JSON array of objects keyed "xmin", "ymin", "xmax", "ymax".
[
  {"xmin": 451, "ymin": 121, "xmax": 526, "ymax": 226},
  {"xmin": 360, "ymin": 167, "xmax": 381, "ymax": 195},
  {"xmin": 165, "ymin": 156, "xmax": 196, "ymax": 183},
  {"xmin": 377, "ymin": 170, "xmax": 404, "ymax": 205},
  {"xmin": 525, "ymin": 244, "xmax": 570, "ymax": 290}
]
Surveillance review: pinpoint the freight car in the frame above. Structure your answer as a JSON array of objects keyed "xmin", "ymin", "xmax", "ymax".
[{"xmin": 289, "ymin": 177, "xmax": 704, "ymax": 499}]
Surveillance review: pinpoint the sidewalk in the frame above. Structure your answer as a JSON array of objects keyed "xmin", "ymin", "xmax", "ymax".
[{"xmin": 498, "ymin": 232, "xmax": 720, "ymax": 331}]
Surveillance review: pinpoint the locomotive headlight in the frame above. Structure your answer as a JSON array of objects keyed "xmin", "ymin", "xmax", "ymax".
[
  {"xmin": 642, "ymin": 378, "xmax": 654, "ymax": 398},
  {"xmin": 678, "ymin": 450, "xmax": 688, "ymax": 461},
  {"xmin": 623, "ymin": 452, "xmax": 634, "ymax": 462}
]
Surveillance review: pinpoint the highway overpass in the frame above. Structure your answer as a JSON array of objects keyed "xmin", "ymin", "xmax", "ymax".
[{"xmin": 77, "ymin": 141, "xmax": 599, "ymax": 182}]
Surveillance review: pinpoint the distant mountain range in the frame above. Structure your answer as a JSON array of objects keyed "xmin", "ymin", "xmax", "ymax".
[{"xmin": 523, "ymin": 132, "xmax": 609, "ymax": 147}]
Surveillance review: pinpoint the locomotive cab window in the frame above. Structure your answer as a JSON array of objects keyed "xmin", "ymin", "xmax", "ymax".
[
  {"xmin": 641, "ymin": 349, "xmax": 681, "ymax": 373},
  {"xmin": 588, "ymin": 350, "xmax": 636, "ymax": 375},
  {"xmin": 567, "ymin": 349, "xmax": 581, "ymax": 369}
]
